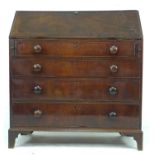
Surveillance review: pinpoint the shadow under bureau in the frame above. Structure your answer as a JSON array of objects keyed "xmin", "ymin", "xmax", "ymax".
[{"xmin": 9, "ymin": 11, "xmax": 143, "ymax": 150}]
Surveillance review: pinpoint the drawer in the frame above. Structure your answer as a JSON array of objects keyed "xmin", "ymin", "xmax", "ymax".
[
  {"xmin": 12, "ymin": 103, "xmax": 140, "ymax": 129},
  {"xmin": 12, "ymin": 78, "xmax": 140, "ymax": 102},
  {"xmin": 11, "ymin": 58, "xmax": 140, "ymax": 77},
  {"xmin": 15, "ymin": 40, "xmax": 135, "ymax": 57}
]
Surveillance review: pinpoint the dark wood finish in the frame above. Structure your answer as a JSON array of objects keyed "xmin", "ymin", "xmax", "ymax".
[
  {"xmin": 9, "ymin": 11, "xmax": 143, "ymax": 150},
  {"xmin": 11, "ymin": 58, "xmax": 140, "ymax": 77},
  {"xmin": 12, "ymin": 103, "xmax": 139, "ymax": 129},
  {"xmin": 12, "ymin": 78, "xmax": 140, "ymax": 101},
  {"xmin": 8, "ymin": 129, "xmax": 19, "ymax": 148},
  {"xmin": 133, "ymin": 131, "xmax": 143, "ymax": 150},
  {"xmin": 10, "ymin": 11, "xmax": 142, "ymax": 39},
  {"xmin": 119, "ymin": 130, "xmax": 143, "ymax": 150},
  {"xmin": 15, "ymin": 40, "xmax": 135, "ymax": 57}
]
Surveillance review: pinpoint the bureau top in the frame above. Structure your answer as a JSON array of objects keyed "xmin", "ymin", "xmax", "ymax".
[{"xmin": 10, "ymin": 11, "xmax": 142, "ymax": 39}]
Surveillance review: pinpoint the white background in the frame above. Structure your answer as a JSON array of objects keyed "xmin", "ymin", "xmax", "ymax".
[{"xmin": 0, "ymin": 0, "xmax": 154, "ymax": 154}]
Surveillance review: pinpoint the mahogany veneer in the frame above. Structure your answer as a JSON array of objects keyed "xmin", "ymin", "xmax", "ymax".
[{"xmin": 9, "ymin": 11, "xmax": 143, "ymax": 149}]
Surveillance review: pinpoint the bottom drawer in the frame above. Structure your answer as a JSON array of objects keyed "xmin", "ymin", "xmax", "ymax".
[{"xmin": 12, "ymin": 103, "xmax": 140, "ymax": 129}]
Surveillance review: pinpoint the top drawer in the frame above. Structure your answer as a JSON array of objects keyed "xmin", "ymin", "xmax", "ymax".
[{"xmin": 15, "ymin": 40, "xmax": 135, "ymax": 57}]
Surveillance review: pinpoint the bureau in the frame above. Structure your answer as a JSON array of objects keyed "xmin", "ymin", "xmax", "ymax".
[{"xmin": 9, "ymin": 11, "xmax": 143, "ymax": 150}]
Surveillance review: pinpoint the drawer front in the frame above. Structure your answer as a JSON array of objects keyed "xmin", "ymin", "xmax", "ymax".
[
  {"xmin": 12, "ymin": 103, "xmax": 140, "ymax": 129},
  {"xmin": 12, "ymin": 78, "xmax": 140, "ymax": 102},
  {"xmin": 11, "ymin": 58, "xmax": 140, "ymax": 77},
  {"xmin": 15, "ymin": 40, "xmax": 135, "ymax": 57}
]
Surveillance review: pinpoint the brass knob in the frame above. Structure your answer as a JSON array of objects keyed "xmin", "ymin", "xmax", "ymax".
[
  {"xmin": 33, "ymin": 44, "xmax": 42, "ymax": 53},
  {"xmin": 108, "ymin": 112, "xmax": 117, "ymax": 118},
  {"xmin": 109, "ymin": 45, "xmax": 118, "ymax": 54},
  {"xmin": 34, "ymin": 109, "xmax": 42, "ymax": 118},
  {"xmin": 110, "ymin": 65, "xmax": 118, "ymax": 73},
  {"xmin": 33, "ymin": 64, "xmax": 42, "ymax": 72},
  {"xmin": 109, "ymin": 86, "xmax": 118, "ymax": 96},
  {"xmin": 33, "ymin": 85, "xmax": 42, "ymax": 94}
]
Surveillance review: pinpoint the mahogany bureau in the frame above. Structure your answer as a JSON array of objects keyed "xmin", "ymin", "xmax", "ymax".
[{"xmin": 9, "ymin": 11, "xmax": 143, "ymax": 149}]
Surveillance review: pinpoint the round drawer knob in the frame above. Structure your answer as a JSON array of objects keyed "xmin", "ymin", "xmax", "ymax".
[
  {"xmin": 108, "ymin": 112, "xmax": 117, "ymax": 118},
  {"xmin": 34, "ymin": 109, "xmax": 42, "ymax": 118},
  {"xmin": 109, "ymin": 45, "xmax": 118, "ymax": 54},
  {"xmin": 33, "ymin": 85, "xmax": 42, "ymax": 94},
  {"xmin": 33, "ymin": 64, "xmax": 42, "ymax": 72},
  {"xmin": 110, "ymin": 65, "xmax": 118, "ymax": 73},
  {"xmin": 33, "ymin": 44, "xmax": 42, "ymax": 53},
  {"xmin": 109, "ymin": 86, "xmax": 118, "ymax": 96}
]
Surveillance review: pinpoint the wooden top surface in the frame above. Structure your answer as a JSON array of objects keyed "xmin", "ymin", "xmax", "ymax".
[{"xmin": 10, "ymin": 11, "xmax": 143, "ymax": 39}]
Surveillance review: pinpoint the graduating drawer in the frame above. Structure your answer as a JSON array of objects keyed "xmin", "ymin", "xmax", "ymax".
[
  {"xmin": 11, "ymin": 58, "xmax": 140, "ymax": 77},
  {"xmin": 15, "ymin": 40, "xmax": 135, "ymax": 57},
  {"xmin": 12, "ymin": 78, "xmax": 140, "ymax": 102},
  {"xmin": 12, "ymin": 103, "xmax": 140, "ymax": 129}
]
